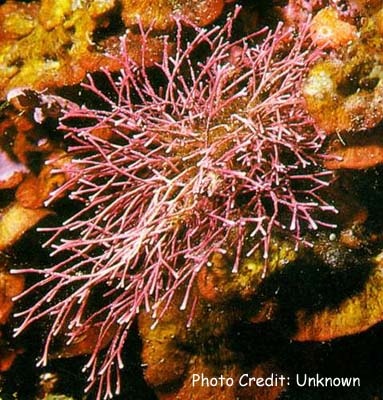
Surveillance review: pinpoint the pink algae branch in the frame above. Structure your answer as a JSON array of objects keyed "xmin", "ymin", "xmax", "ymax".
[{"xmin": 13, "ymin": 7, "xmax": 336, "ymax": 399}]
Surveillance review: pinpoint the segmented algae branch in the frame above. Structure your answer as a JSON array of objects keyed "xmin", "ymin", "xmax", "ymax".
[{"xmin": 12, "ymin": 7, "xmax": 337, "ymax": 399}]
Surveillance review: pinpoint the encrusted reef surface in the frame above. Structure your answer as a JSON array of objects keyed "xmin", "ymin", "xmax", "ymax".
[{"xmin": 0, "ymin": 0, "xmax": 228, "ymax": 97}]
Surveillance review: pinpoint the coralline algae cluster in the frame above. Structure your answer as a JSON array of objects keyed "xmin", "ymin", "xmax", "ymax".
[
  {"xmin": 0, "ymin": 1, "xmax": 383, "ymax": 400},
  {"xmin": 11, "ymin": 8, "xmax": 337, "ymax": 398}
]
